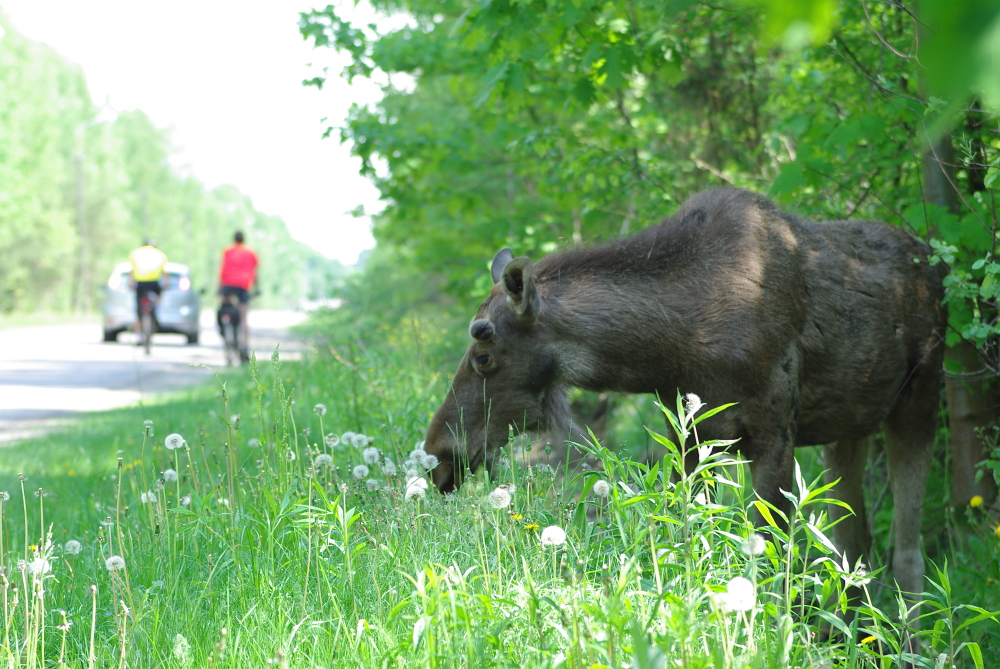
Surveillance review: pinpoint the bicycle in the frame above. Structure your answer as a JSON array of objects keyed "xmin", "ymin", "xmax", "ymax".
[
  {"xmin": 217, "ymin": 297, "xmax": 242, "ymax": 366},
  {"xmin": 138, "ymin": 293, "xmax": 159, "ymax": 355}
]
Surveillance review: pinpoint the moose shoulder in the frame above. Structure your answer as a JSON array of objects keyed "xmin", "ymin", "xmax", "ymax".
[{"xmin": 424, "ymin": 187, "xmax": 946, "ymax": 601}]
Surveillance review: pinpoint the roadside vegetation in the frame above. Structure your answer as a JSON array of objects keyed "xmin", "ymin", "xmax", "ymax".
[{"xmin": 0, "ymin": 309, "xmax": 998, "ymax": 668}]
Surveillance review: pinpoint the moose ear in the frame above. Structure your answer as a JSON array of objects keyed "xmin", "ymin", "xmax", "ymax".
[
  {"xmin": 490, "ymin": 248, "xmax": 515, "ymax": 284},
  {"xmin": 501, "ymin": 256, "xmax": 538, "ymax": 319}
]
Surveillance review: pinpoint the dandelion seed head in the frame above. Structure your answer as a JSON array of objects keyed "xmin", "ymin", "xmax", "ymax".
[
  {"xmin": 64, "ymin": 540, "xmax": 82, "ymax": 555},
  {"xmin": 314, "ymin": 454, "xmax": 334, "ymax": 468},
  {"xmin": 180, "ymin": 496, "xmax": 191, "ymax": 507},
  {"xmin": 381, "ymin": 460, "xmax": 397, "ymax": 476},
  {"xmin": 592, "ymin": 479, "xmax": 612, "ymax": 498},
  {"xmin": 742, "ymin": 533, "xmax": 767, "ymax": 557},
  {"xmin": 486, "ymin": 487, "xmax": 512, "ymax": 509},
  {"xmin": 352, "ymin": 465, "xmax": 370, "ymax": 479},
  {"xmin": 684, "ymin": 393, "xmax": 704, "ymax": 415},
  {"xmin": 140, "ymin": 491, "xmax": 156, "ymax": 505},
  {"xmin": 105, "ymin": 555, "xmax": 126, "ymax": 572},
  {"xmin": 409, "ymin": 448, "xmax": 426, "ymax": 460},
  {"xmin": 173, "ymin": 634, "xmax": 192, "ymax": 664},
  {"xmin": 341, "ymin": 431, "xmax": 356, "ymax": 447},
  {"xmin": 0, "ymin": 492, "xmax": 8, "ymax": 501},
  {"xmin": 164, "ymin": 433, "xmax": 184, "ymax": 450},
  {"xmin": 285, "ymin": 448, "xmax": 297, "ymax": 461},
  {"xmin": 314, "ymin": 403, "xmax": 327, "ymax": 416},
  {"xmin": 144, "ymin": 419, "xmax": 154, "ymax": 436},
  {"xmin": 366, "ymin": 479, "xmax": 381, "ymax": 492},
  {"xmin": 405, "ymin": 476, "xmax": 428, "ymax": 501},
  {"xmin": 217, "ymin": 498, "xmax": 230, "ymax": 507},
  {"xmin": 421, "ymin": 453, "xmax": 439, "ymax": 470},
  {"xmin": 162, "ymin": 469, "xmax": 178, "ymax": 483},
  {"xmin": 363, "ymin": 447, "xmax": 380, "ymax": 465},
  {"xmin": 325, "ymin": 433, "xmax": 340, "ymax": 447},
  {"xmin": 540, "ymin": 525, "xmax": 567, "ymax": 546},
  {"xmin": 713, "ymin": 576, "xmax": 756, "ymax": 613},
  {"xmin": 29, "ymin": 558, "xmax": 50, "ymax": 576}
]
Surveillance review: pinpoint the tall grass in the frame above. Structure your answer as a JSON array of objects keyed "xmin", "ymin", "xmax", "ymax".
[{"xmin": 0, "ymin": 322, "xmax": 997, "ymax": 668}]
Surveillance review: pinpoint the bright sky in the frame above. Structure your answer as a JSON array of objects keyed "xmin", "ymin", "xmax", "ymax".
[{"xmin": 0, "ymin": 0, "xmax": 388, "ymax": 265}]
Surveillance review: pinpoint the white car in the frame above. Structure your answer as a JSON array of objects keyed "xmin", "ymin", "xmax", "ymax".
[{"xmin": 101, "ymin": 262, "xmax": 202, "ymax": 344}]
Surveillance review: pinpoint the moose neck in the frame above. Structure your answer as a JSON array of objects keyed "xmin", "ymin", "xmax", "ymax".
[{"xmin": 530, "ymin": 226, "xmax": 710, "ymax": 396}]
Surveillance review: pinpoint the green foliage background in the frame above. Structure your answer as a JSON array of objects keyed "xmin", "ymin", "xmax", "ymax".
[
  {"xmin": 300, "ymin": 0, "xmax": 1000, "ymax": 358},
  {"xmin": 0, "ymin": 14, "xmax": 345, "ymax": 314}
]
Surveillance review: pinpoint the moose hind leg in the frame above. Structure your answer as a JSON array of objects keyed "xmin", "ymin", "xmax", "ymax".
[
  {"xmin": 885, "ymin": 389, "xmax": 936, "ymax": 624},
  {"xmin": 822, "ymin": 438, "xmax": 873, "ymax": 572}
]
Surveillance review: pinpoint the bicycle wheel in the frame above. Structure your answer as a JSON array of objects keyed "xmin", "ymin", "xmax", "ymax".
[
  {"xmin": 223, "ymin": 321, "xmax": 239, "ymax": 365},
  {"xmin": 141, "ymin": 311, "xmax": 153, "ymax": 355}
]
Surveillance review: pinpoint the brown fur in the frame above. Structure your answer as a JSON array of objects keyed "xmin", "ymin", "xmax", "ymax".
[{"xmin": 424, "ymin": 188, "xmax": 946, "ymax": 606}]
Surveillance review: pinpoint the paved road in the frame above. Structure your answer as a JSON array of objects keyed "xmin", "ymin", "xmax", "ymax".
[{"xmin": 0, "ymin": 310, "xmax": 307, "ymax": 442}]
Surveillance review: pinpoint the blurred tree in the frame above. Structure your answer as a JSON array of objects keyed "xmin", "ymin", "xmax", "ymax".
[{"xmin": 0, "ymin": 14, "xmax": 345, "ymax": 315}]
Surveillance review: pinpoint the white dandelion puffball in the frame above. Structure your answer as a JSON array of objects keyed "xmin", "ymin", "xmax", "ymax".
[
  {"xmin": 486, "ymin": 487, "xmax": 512, "ymax": 509},
  {"xmin": 64, "ymin": 540, "xmax": 82, "ymax": 555},
  {"xmin": 713, "ymin": 576, "xmax": 756, "ymax": 613},
  {"xmin": 405, "ymin": 476, "xmax": 428, "ymax": 500},
  {"xmin": 381, "ymin": 460, "xmax": 397, "ymax": 476},
  {"xmin": 144, "ymin": 419, "xmax": 154, "ymax": 436},
  {"xmin": 29, "ymin": 558, "xmax": 51, "ymax": 576},
  {"xmin": 684, "ymin": 393, "xmax": 704, "ymax": 415},
  {"xmin": 163, "ymin": 469, "xmax": 178, "ymax": 483},
  {"xmin": 404, "ymin": 458, "xmax": 419, "ymax": 470},
  {"xmin": 592, "ymin": 479, "xmax": 612, "ymax": 498},
  {"xmin": 180, "ymin": 496, "xmax": 191, "ymax": 507},
  {"xmin": 0, "ymin": 491, "xmax": 8, "ymax": 501},
  {"xmin": 217, "ymin": 498, "xmax": 230, "ymax": 507},
  {"xmin": 173, "ymin": 634, "xmax": 192, "ymax": 664},
  {"xmin": 365, "ymin": 479, "xmax": 381, "ymax": 492},
  {"xmin": 105, "ymin": 555, "xmax": 126, "ymax": 572},
  {"xmin": 741, "ymin": 533, "xmax": 767, "ymax": 557},
  {"xmin": 341, "ymin": 431, "xmax": 356, "ymax": 447},
  {"xmin": 314, "ymin": 403, "xmax": 327, "ymax": 416},
  {"xmin": 285, "ymin": 448, "xmax": 297, "ymax": 462},
  {"xmin": 421, "ymin": 453, "xmax": 439, "ymax": 470},
  {"xmin": 164, "ymin": 433, "xmax": 185, "ymax": 450},
  {"xmin": 314, "ymin": 454, "xmax": 334, "ymax": 468},
  {"xmin": 352, "ymin": 465, "xmax": 370, "ymax": 479},
  {"xmin": 409, "ymin": 448, "xmax": 426, "ymax": 460},
  {"xmin": 352, "ymin": 433, "xmax": 369, "ymax": 448},
  {"xmin": 540, "ymin": 526, "xmax": 567, "ymax": 546},
  {"xmin": 363, "ymin": 447, "xmax": 380, "ymax": 465},
  {"xmin": 325, "ymin": 433, "xmax": 340, "ymax": 447},
  {"xmin": 140, "ymin": 491, "xmax": 156, "ymax": 505}
]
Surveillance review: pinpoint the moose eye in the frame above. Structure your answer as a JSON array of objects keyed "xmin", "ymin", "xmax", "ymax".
[{"xmin": 473, "ymin": 353, "xmax": 493, "ymax": 372}]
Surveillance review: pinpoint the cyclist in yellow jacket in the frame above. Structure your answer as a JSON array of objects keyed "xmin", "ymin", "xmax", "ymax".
[{"xmin": 128, "ymin": 240, "xmax": 168, "ymax": 343}]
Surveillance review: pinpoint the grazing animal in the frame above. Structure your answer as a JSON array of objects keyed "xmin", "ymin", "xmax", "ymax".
[{"xmin": 424, "ymin": 188, "xmax": 946, "ymax": 609}]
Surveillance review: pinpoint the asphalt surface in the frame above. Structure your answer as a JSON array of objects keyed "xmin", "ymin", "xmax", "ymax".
[{"xmin": 0, "ymin": 310, "xmax": 307, "ymax": 442}]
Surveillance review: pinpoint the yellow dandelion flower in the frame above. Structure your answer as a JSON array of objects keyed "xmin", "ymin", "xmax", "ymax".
[
  {"xmin": 861, "ymin": 636, "xmax": 876, "ymax": 645},
  {"xmin": 970, "ymin": 495, "xmax": 984, "ymax": 508},
  {"xmin": 510, "ymin": 513, "xmax": 524, "ymax": 521},
  {"xmin": 524, "ymin": 523, "xmax": 540, "ymax": 532},
  {"xmin": 995, "ymin": 525, "xmax": 1000, "ymax": 538},
  {"xmin": 29, "ymin": 545, "xmax": 38, "ymax": 552}
]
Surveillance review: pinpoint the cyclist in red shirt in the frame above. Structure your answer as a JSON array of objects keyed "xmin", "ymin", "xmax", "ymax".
[{"xmin": 219, "ymin": 231, "xmax": 258, "ymax": 359}]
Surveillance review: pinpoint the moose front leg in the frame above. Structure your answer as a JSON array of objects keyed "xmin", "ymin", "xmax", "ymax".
[{"xmin": 746, "ymin": 425, "xmax": 797, "ymax": 529}]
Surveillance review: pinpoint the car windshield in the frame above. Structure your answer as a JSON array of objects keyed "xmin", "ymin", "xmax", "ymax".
[{"xmin": 111, "ymin": 271, "xmax": 189, "ymax": 291}]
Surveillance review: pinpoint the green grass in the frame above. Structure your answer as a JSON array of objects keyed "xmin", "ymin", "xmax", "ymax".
[{"xmin": 0, "ymin": 321, "xmax": 998, "ymax": 668}]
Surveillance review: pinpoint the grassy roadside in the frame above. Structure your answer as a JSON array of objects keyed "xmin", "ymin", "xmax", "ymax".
[
  {"xmin": 0, "ymin": 312, "xmax": 97, "ymax": 331},
  {"xmin": 0, "ymin": 320, "xmax": 998, "ymax": 668}
]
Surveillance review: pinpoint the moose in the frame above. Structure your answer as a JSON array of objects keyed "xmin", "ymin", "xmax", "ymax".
[{"xmin": 423, "ymin": 188, "xmax": 946, "ymax": 611}]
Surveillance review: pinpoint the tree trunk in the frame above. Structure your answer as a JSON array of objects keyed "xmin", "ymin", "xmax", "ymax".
[{"xmin": 923, "ymin": 136, "xmax": 999, "ymax": 506}]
